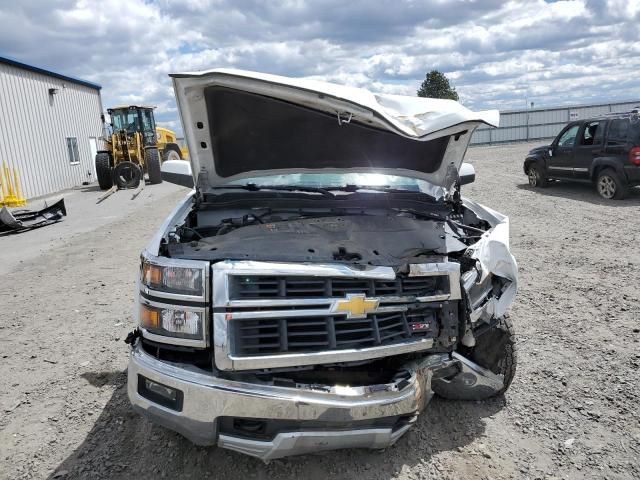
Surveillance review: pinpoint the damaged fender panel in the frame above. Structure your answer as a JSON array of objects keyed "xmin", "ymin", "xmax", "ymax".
[{"xmin": 462, "ymin": 198, "xmax": 518, "ymax": 320}]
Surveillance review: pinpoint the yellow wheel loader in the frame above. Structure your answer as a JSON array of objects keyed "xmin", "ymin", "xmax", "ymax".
[{"xmin": 95, "ymin": 106, "xmax": 187, "ymax": 190}]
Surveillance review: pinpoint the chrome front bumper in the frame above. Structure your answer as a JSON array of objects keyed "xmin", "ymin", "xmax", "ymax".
[{"xmin": 128, "ymin": 343, "xmax": 456, "ymax": 460}]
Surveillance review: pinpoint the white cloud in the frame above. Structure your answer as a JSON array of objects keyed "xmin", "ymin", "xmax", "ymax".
[{"xmin": 1, "ymin": 0, "xmax": 639, "ymax": 134}]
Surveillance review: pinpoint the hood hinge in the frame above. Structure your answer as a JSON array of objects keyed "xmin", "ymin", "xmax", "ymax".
[
  {"xmin": 336, "ymin": 111, "xmax": 353, "ymax": 126},
  {"xmin": 197, "ymin": 167, "xmax": 209, "ymax": 189}
]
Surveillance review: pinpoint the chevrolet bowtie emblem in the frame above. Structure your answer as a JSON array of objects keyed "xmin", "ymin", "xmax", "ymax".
[{"xmin": 332, "ymin": 294, "xmax": 380, "ymax": 319}]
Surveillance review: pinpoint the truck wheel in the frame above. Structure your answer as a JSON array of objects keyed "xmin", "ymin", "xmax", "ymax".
[
  {"xmin": 527, "ymin": 164, "xmax": 548, "ymax": 188},
  {"xmin": 146, "ymin": 148, "xmax": 162, "ymax": 185},
  {"xmin": 468, "ymin": 315, "xmax": 517, "ymax": 396},
  {"xmin": 163, "ymin": 145, "xmax": 182, "ymax": 162},
  {"xmin": 596, "ymin": 169, "xmax": 627, "ymax": 200},
  {"xmin": 113, "ymin": 161, "xmax": 142, "ymax": 189},
  {"xmin": 95, "ymin": 152, "xmax": 113, "ymax": 190}
]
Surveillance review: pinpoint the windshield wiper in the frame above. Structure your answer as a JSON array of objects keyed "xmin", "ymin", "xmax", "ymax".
[
  {"xmin": 212, "ymin": 184, "xmax": 335, "ymax": 198},
  {"xmin": 396, "ymin": 208, "xmax": 445, "ymax": 221},
  {"xmin": 330, "ymin": 184, "xmax": 427, "ymax": 195},
  {"xmin": 212, "ymin": 183, "xmax": 429, "ymax": 198}
]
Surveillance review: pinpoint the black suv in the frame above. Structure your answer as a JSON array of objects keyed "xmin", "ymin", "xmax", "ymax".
[{"xmin": 523, "ymin": 111, "xmax": 640, "ymax": 199}]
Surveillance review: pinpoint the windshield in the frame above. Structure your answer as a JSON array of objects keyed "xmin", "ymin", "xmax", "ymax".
[
  {"xmin": 227, "ymin": 173, "xmax": 441, "ymax": 195},
  {"xmin": 110, "ymin": 110, "xmax": 140, "ymax": 134}
]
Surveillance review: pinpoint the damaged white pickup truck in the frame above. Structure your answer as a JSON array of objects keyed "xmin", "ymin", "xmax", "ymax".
[{"xmin": 125, "ymin": 69, "xmax": 518, "ymax": 461}]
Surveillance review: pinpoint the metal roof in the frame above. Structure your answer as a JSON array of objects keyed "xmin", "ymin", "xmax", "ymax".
[
  {"xmin": 0, "ymin": 55, "xmax": 101, "ymax": 90},
  {"xmin": 108, "ymin": 105, "xmax": 156, "ymax": 110},
  {"xmin": 499, "ymin": 99, "xmax": 640, "ymax": 115}
]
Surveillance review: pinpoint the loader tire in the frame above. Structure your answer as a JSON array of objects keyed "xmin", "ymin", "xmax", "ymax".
[
  {"xmin": 163, "ymin": 145, "xmax": 182, "ymax": 162},
  {"xmin": 95, "ymin": 153, "xmax": 113, "ymax": 190},
  {"xmin": 113, "ymin": 161, "xmax": 142, "ymax": 189},
  {"xmin": 468, "ymin": 315, "xmax": 517, "ymax": 396},
  {"xmin": 146, "ymin": 148, "xmax": 162, "ymax": 185}
]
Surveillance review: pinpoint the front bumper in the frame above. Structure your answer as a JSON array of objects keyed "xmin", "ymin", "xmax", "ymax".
[{"xmin": 128, "ymin": 343, "xmax": 455, "ymax": 460}]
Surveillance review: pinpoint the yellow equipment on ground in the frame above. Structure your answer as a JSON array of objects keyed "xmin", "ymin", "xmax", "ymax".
[
  {"xmin": 95, "ymin": 105, "xmax": 188, "ymax": 190},
  {"xmin": 0, "ymin": 162, "xmax": 26, "ymax": 207}
]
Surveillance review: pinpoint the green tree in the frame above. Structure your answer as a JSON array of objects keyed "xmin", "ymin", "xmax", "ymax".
[{"xmin": 417, "ymin": 70, "xmax": 459, "ymax": 101}]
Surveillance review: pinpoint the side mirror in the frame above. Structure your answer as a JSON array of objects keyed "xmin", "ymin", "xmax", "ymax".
[
  {"xmin": 458, "ymin": 162, "xmax": 475, "ymax": 186},
  {"xmin": 548, "ymin": 148, "xmax": 553, "ymax": 157},
  {"xmin": 161, "ymin": 160, "xmax": 194, "ymax": 188}
]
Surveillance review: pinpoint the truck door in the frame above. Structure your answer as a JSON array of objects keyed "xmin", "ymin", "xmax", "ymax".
[
  {"xmin": 572, "ymin": 121, "xmax": 605, "ymax": 180},
  {"xmin": 548, "ymin": 123, "xmax": 580, "ymax": 178}
]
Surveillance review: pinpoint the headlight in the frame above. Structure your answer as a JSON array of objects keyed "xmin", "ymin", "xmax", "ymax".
[
  {"xmin": 138, "ymin": 253, "xmax": 209, "ymax": 347},
  {"xmin": 141, "ymin": 258, "xmax": 204, "ymax": 296},
  {"xmin": 140, "ymin": 304, "xmax": 204, "ymax": 340}
]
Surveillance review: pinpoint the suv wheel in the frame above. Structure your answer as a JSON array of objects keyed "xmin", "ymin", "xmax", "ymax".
[
  {"xmin": 527, "ymin": 164, "xmax": 548, "ymax": 188},
  {"xmin": 596, "ymin": 169, "xmax": 627, "ymax": 200}
]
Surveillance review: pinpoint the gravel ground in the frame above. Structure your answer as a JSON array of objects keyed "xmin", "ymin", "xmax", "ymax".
[{"xmin": 1, "ymin": 142, "xmax": 639, "ymax": 480}]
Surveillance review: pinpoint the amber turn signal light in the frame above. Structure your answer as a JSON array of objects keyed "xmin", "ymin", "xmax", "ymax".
[
  {"xmin": 140, "ymin": 304, "xmax": 160, "ymax": 329},
  {"xmin": 142, "ymin": 263, "xmax": 163, "ymax": 288}
]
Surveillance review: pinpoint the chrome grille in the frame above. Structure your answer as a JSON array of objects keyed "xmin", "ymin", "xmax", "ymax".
[
  {"xmin": 212, "ymin": 261, "xmax": 461, "ymax": 370},
  {"xmin": 232, "ymin": 309, "xmax": 437, "ymax": 356},
  {"xmin": 230, "ymin": 275, "xmax": 447, "ymax": 300}
]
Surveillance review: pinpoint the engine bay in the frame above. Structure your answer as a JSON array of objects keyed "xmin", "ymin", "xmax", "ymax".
[{"xmin": 162, "ymin": 191, "xmax": 492, "ymax": 266}]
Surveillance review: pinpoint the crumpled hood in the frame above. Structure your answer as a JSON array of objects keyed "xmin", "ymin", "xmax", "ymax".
[{"xmin": 170, "ymin": 68, "xmax": 499, "ymax": 192}]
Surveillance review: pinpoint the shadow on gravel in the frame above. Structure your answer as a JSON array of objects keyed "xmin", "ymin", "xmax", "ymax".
[
  {"xmin": 50, "ymin": 370, "xmax": 505, "ymax": 479},
  {"xmin": 516, "ymin": 182, "xmax": 640, "ymax": 206},
  {"xmin": 77, "ymin": 185, "xmax": 102, "ymax": 193},
  {"xmin": 81, "ymin": 371, "xmax": 124, "ymax": 388}
]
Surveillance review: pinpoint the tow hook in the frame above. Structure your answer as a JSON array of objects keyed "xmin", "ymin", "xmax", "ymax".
[{"xmin": 124, "ymin": 328, "xmax": 141, "ymax": 346}]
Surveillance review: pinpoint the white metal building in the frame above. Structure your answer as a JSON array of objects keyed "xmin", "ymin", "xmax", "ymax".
[
  {"xmin": 471, "ymin": 100, "xmax": 640, "ymax": 145},
  {"xmin": 0, "ymin": 56, "xmax": 104, "ymax": 199}
]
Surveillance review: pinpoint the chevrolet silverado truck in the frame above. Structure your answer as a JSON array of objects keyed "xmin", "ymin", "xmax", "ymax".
[{"xmin": 126, "ymin": 69, "xmax": 518, "ymax": 461}]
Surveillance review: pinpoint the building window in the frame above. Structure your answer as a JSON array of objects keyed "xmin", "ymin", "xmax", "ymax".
[{"xmin": 66, "ymin": 137, "xmax": 80, "ymax": 164}]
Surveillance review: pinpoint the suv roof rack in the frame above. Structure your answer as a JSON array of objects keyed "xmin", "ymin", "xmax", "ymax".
[
  {"xmin": 601, "ymin": 107, "xmax": 640, "ymax": 117},
  {"xmin": 590, "ymin": 108, "xmax": 640, "ymax": 121}
]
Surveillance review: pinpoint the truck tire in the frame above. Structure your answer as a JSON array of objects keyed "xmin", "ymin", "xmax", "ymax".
[
  {"xmin": 95, "ymin": 152, "xmax": 113, "ymax": 190},
  {"xmin": 113, "ymin": 161, "xmax": 142, "ymax": 189},
  {"xmin": 527, "ymin": 163, "xmax": 548, "ymax": 188},
  {"xmin": 163, "ymin": 144, "xmax": 182, "ymax": 162},
  {"xmin": 596, "ymin": 168, "xmax": 628, "ymax": 200},
  {"xmin": 468, "ymin": 315, "xmax": 517, "ymax": 396},
  {"xmin": 146, "ymin": 148, "xmax": 162, "ymax": 185}
]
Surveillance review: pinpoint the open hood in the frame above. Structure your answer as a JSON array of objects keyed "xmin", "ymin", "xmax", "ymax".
[{"xmin": 170, "ymin": 68, "xmax": 498, "ymax": 193}]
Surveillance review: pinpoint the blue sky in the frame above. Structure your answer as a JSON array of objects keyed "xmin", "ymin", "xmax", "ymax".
[{"xmin": 0, "ymin": 0, "xmax": 639, "ymax": 135}]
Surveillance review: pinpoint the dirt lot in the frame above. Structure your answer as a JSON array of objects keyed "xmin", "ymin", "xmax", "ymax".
[{"xmin": 1, "ymin": 142, "xmax": 639, "ymax": 480}]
